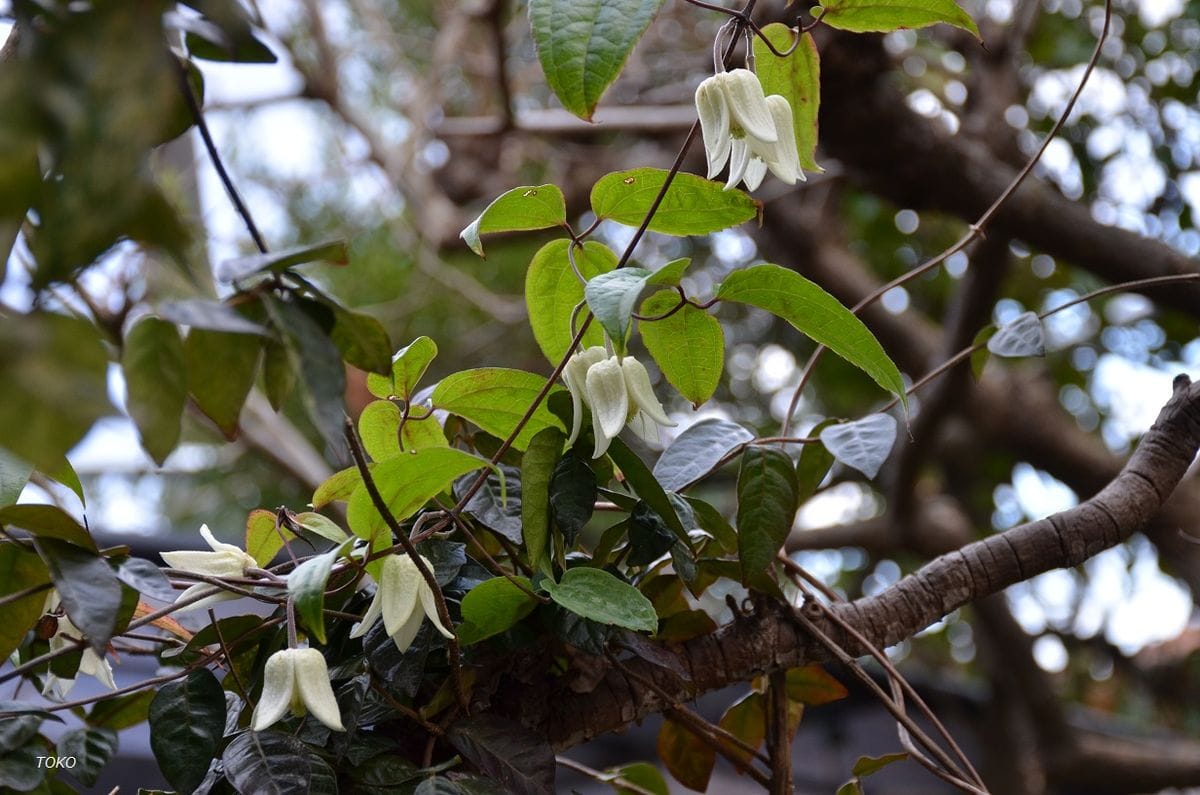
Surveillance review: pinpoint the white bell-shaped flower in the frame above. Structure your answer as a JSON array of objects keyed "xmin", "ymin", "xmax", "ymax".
[
  {"xmin": 40, "ymin": 592, "xmax": 116, "ymax": 699},
  {"xmin": 251, "ymin": 647, "xmax": 345, "ymax": 732},
  {"xmin": 160, "ymin": 524, "xmax": 258, "ymax": 614},
  {"xmin": 696, "ymin": 69, "xmax": 804, "ymax": 192},
  {"xmin": 620, "ymin": 356, "xmax": 676, "ymax": 447},
  {"xmin": 563, "ymin": 346, "xmax": 608, "ymax": 445},
  {"xmin": 349, "ymin": 554, "xmax": 454, "ymax": 653},
  {"xmin": 562, "ymin": 349, "xmax": 677, "ymax": 458}
]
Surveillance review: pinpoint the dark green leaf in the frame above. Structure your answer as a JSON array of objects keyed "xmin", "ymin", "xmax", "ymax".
[
  {"xmin": 36, "ymin": 537, "xmax": 122, "ymax": 653},
  {"xmin": 584, "ymin": 268, "xmax": 652, "ymax": 349},
  {"xmin": 591, "ymin": 169, "xmax": 758, "ymax": 236},
  {"xmin": 364, "ymin": 619, "xmax": 439, "ymax": 699},
  {"xmin": 288, "ymin": 542, "xmax": 349, "ymax": 644},
  {"xmin": 222, "ymin": 730, "xmax": 339, "ymax": 795},
  {"xmin": 522, "ymin": 428, "xmax": 564, "ymax": 572},
  {"xmin": 263, "ymin": 338, "xmax": 298, "ymax": 410},
  {"xmin": 149, "ymin": 668, "xmax": 227, "ymax": 794},
  {"xmin": 160, "ymin": 299, "xmax": 269, "ymax": 335},
  {"xmin": 457, "ymin": 576, "xmax": 539, "ymax": 645},
  {"xmin": 524, "ymin": 239, "xmax": 615, "ymax": 364},
  {"xmin": 0, "ymin": 313, "xmax": 114, "ymax": 470},
  {"xmin": 684, "ymin": 497, "xmax": 737, "ymax": 554},
  {"xmin": 639, "ymin": 291, "xmax": 724, "ymax": 406},
  {"xmin": 852, "ymin": 751, "xmax": 910, "ymax": 776},
  {"xmin": 330, "ymin": 305, "xmax": 393, "ymax": 375},
  {"xmin": 0, "ymin": 449, "xmax": 33, "ymax": 507},
  {"xmin": 627, "ymin": 502, "xmax": 675, "ymax": 567},
  {"xmin": 87, "ymin": 690, "xmax": 155, "ymax": 731},
  {"xmin": 0, "ymin": 505, "xmax": 96, "ymax": 551},
  {"xmin": 116, "ymin": 556, "xmax": 177, "ymax": 603},
  {"xmin": 123, "ymin": 316, "xmax": 188, "ymax": 464},
  {"xmin": 461, "ymin": 184, "xmax": 566, "ymax": 257},
  {"xmin": 0, "ymin": 542, "xmax": 51, "ymax": 661},
  {"xmin": 415, "ymin": 539, "xmax": 467, "ymax": 586},
  {"xmin": 528, "ymin": 0, "xmax": 667, "ymax": 120},
  {"xmin": 549, "ymin": 453, "xmax": 596, "ymax": 548},
  {"xmin": 217, "ymin": 240, "xmax": 347, "ymax": 283},
  {"xmin": 652, "ymin": 418, "xmax": 752, "ymax": 492},
  {"xmin": 269, "ymin": 299, "xmax": 349, "ymax": 457},
  {"xmin": 460, "ymin": 464, "xmax": 523, "ymax": 544},
  {"xmin": 56, "ymin": 726, "xmax": 118, "ymax": 787},
  {"xmin": 543, "ymin": 567, "xmax": 657, "ymax": 632},
  {"xmin": 606, "ymin": 439, "xmax": 687, "ymax": 541},
  {"xmin": 184, "ymin": 328, "xmax": 263, "ymax": 438},
  {"xmin": 446, "ymin": 714, "xmax": 556, "ymax": 795},
  {"xmin": 796, "ymin": 421, "xmax": 837, "ymax": 503},
  {"xmin": 432, "ymin": 369, "xmax": 566, "ymax": 451},
  {"xmin": 608, "ymin": 761, "xmax": 669, "ymax": 795},
  {"xmin": 736, "ymin": 447, "xmax": 799, "ymax": 587},
  {"xmin": 717, "ymin": 265, "xmax": 905, "ymax": 404},
  {"xmin": 0, "ymin": 743, "xmax": 43, "ymax": 791}
]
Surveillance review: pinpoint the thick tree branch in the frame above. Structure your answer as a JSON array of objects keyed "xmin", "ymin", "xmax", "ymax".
[{"xmin": 486, "ymin": 377, "xmax": 1200, "ymax": 748}]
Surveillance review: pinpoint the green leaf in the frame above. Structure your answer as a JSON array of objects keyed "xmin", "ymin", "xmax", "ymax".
[
  {"xmin": 542, "ymin": 567, "xmax": 657, "ymax": 632},
  {"xmin": 269, "ymin": 299, "xmax": 348, "ymax": 457},
  {"xmin": 585, "ymin": 267, "xmax": 652, "ymax": 349},
  {"xmin": 36, "ymin": 537, "xmax": 123, "ymax": 654},
  {"xmin": 657, "ymin": 716, "xmax": 714, "ymax": 791},
  {"xmin": 313, "ymin": 466, "xmax": 362, "ymax": 509},
  {"xmin": 288, "ymin": 541, "xmax": 350, "ymax": 644},
  {"xmin": 645, "ymin": 257, "xmax": 693, "ymax": 287},
  {"xmin": 0, "ymin": 312, "xmax": 114, "ymax": 471},
  {"xmin": 294, "ymin": 512, "xmax": 350, "ymax": 544},
  {"xmin": 796, "ymin": 421, "xmax": 837, "ymax": 503},
  {"xmin": 360, "ymin": 400, "xmax": 404, "ymax": 461},
  {"xmin": 217, "ymin": 240, "xmax": 348, "ymax": 282},
  {"xmin": 591, "ymin": 168, "xmax": 759, "ymax": 236},
  {"xmin": 0, "ymin": 449, "xmax": 33, "ymax": 507},
  {"xmin": 56, "ymin": 727, "xmax": 118, "ymax": 787},
  {"xmin": 223, "ymin": 730, "xmax": 339, "ymax": 795},
  {"xmin": 184, "ymin": 328, "xmax": 262, "ymax": 438},
  {"xmin": 160, "ymin": 299, "xmax": 269, "ymax": 335},
  {"xmin": 0, "ymin": 504, "xmax": 96, "ymax": 550},
  {"xmin": 446, "ymin": 715, "xmax": 556, "ymax": 795},
  {"xmin": 818, "ymin": 413, "xmax": 897, "ymax": 480},
  {"xmin": 684, "ymin": 496, "xmax": 737, "ymax": 554},
  {"xmin": 753, "ymin": 25, "xmax": 822, "ymax": 172},
  {"xmin": 0, "ymin": 542, "xmax": 51, "ymax": 661},
  {"xmin": 245, "ymin": 508, "xmax": 292, "ymax": 567},
  {"xmin": 262, "ymin": 337, "xmax": 297, "ymax": 410},
  {"xmin": 785, "ymin": 665, "xmax": 849, "ymax": 705},
  {"xmin": 639, "ymin": 290, "xmax": 724, "ymax": 406},
  {"xmin": 457, "ymin": 576, "xmax": 539, "ymax": 645},
  {"xmin": 87, "ymin": 690, "xmax": 155, "ymax": 731},
  {"xmin": 717, "ymin": 264, "xmax": 905, "ymax": 404},
  {"xmin": 525, "ymin": 240, "xmax": 616, "ymax": 364},
  {"xmin": 818, "ymin": 0, "xmax": 980, "ymax": 37},
  {"xmin": 149, "ymin": 669, "xmax": 227, "ymax": 794},
  {"xmin": 347, "ymin": 448, "xmax": 488, "ymax": 539},
  {"xmin": 736, "ymin": 447, "xmax": 799, "ymax": 587},
  {"xmin": 460, "ymin": 464, "xmax": 523, "ymax": 542},
  {"xmin": 461, "ymin": 184, "xmax": 566, "ymax": 257},
  {"xmin": 366, "ymin": 336, "xmax": 438, "ymax": 400},
  {"xmin": 48, "ymin": 457, "xmax": 86, "ymax": 507},
  {"xmin": 653, "ymin": 419, "xmax": 752, "ymax": 493},
  {"xmin": 432, "ymin": 368, "xmax": 566, "ymax": 451},
  {"xmin": 549, "ymin": 453, "xmax": 597, "ymax": 548},
  {"xmin": 522, "ymin": 428, "xmax": 563, "ymax": 573},
  {"xmin": 606, "ymin": 438, "xmax": 687, "ymax": 541},
  {"xmin": 852, "ymin": 751, "xmax": 910, "ymax": 776},
  {"xmin": 123, "ymin": 316, "xmax": 188, "ymax": 465},
  {"xmin": 330, "ymin": 305, "xmax": 393, "ymax": 375},
  {"xmin": 718, "ymin": 692, "xmax": 766, "ymax": 771},
  {"xmin": 528, "ymin": 0, "xmax": 666, "ymax": 120},
  {"xmin": 970, "ymin": 325, "xmax": 996, "ymax": 379},
  {"xmin": 608, "ymin": 761, "xmax": 669, "ymax": 795}
]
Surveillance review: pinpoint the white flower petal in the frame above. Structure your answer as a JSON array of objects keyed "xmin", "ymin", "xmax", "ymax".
[
  {"xmin": 390, "ymin": 599, "xmax": 427, "ymax": 653},
  {"xmin": 720, "ymin": 69, "xmax": 777, "ymax": 144},
  {"xmin": 348, "ymin": 587, "xmax": 384, "ymax": 639},
  {"xmin": 252, "ymin": 648, "xmax": 296, "ymax": 731},
  {"xmin": 725, "ymin": 138, "xmax": 751, "ymax": 191},
  {"xmin": 741, "ymin": 157, "xmax": 768, "ymax": 191},
  {"xmin": 586, "ymin": 357, "xmax": 629, "ymax": 457},
  {"xmin": 292, "ymin": 648, "xmax": 345, "ymax": 732},
  {"xmin": 79, "ymin": 650, "xmax": 116, "ymax": 690},
  {"xmin": 417, "ymin": 581, "xmax": 455, "ymax": 640},
  {"xmin": 764, "ymin": 95, "xmax": 802, "ymax": 185},
  {"xmin": 171, "ymin": 584, "xmax": 241, "ymax": 616},
  {"xmin": 563, "ymin": 346, "xmax": 607, "ymax": 444},
  {"xmin": 696, "ymin": 76, "xmax": 732, "ymax": 178},
  {"xmin": 381, "ymin": 555, "xmax": 421, "ymax": 639},
  {"xmin": 621, "ymin": 357, "xmax": 675, "ymax": 428}
]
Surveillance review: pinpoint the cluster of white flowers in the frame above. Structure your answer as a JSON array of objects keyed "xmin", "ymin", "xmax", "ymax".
[
  {"xmin": 349, "ymin": 553, "xmax": 454, "ymax": 652},
  {"xmin": 563, "ymin": 347, "xmax": 677, "ymax": 458},
  {"xmin": 695, "ymin": 68, "xmax": 804, "ymax": 192}
]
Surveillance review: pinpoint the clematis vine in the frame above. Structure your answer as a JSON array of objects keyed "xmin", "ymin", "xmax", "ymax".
[
  {"xmin": 563, "ymin": 346, "xmax": 677, "ymax": 458},
  {"xmin": 251, "ymin": 647, "xmax": 345, "ymax": 732},
  {"xmin": 349, "ymin": 553, "xmax": 454, "ymax": 652},
  {"xmin": 40, "ymin": 591, "xmax": 116, "ymax": 700},
  {"xmin": 695, "ymin": 68, "xmax": 804, "ymax": 191},
  {"xmin": 160, "ymin": 524, "xmax": 258, "ymax": 614}
]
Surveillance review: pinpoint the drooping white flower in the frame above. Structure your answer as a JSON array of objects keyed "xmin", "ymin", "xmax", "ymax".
[
  {"xmin": 695, "ymin": 69, "xmax": 805, "ymax": 192},
  {"xmin": 160, "ymin": 524, "xmax": 258, "ymax": 614},
  {"xmin": 251, "ymin": 647, "xmax": 345, "ymax": 732},
  {"xmin": 562, "ymin": 350, "xmax": 677, "ymax": 458},
  {"xmin": 40, "ymin": 592, "xmax": 116, "ymax": 699},
  {"xmin": 348, "ymin": 554, "xmax": 454, "ymax": 653}
]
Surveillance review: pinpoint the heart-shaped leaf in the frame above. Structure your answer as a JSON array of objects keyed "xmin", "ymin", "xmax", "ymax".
[
  {"xmin": 819, "ymin": 413, "xmax": 897, "ymax": 479},
  {"xmin": 987, "ymin": 311, "xmax": 1045, "ymax": 358}
]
